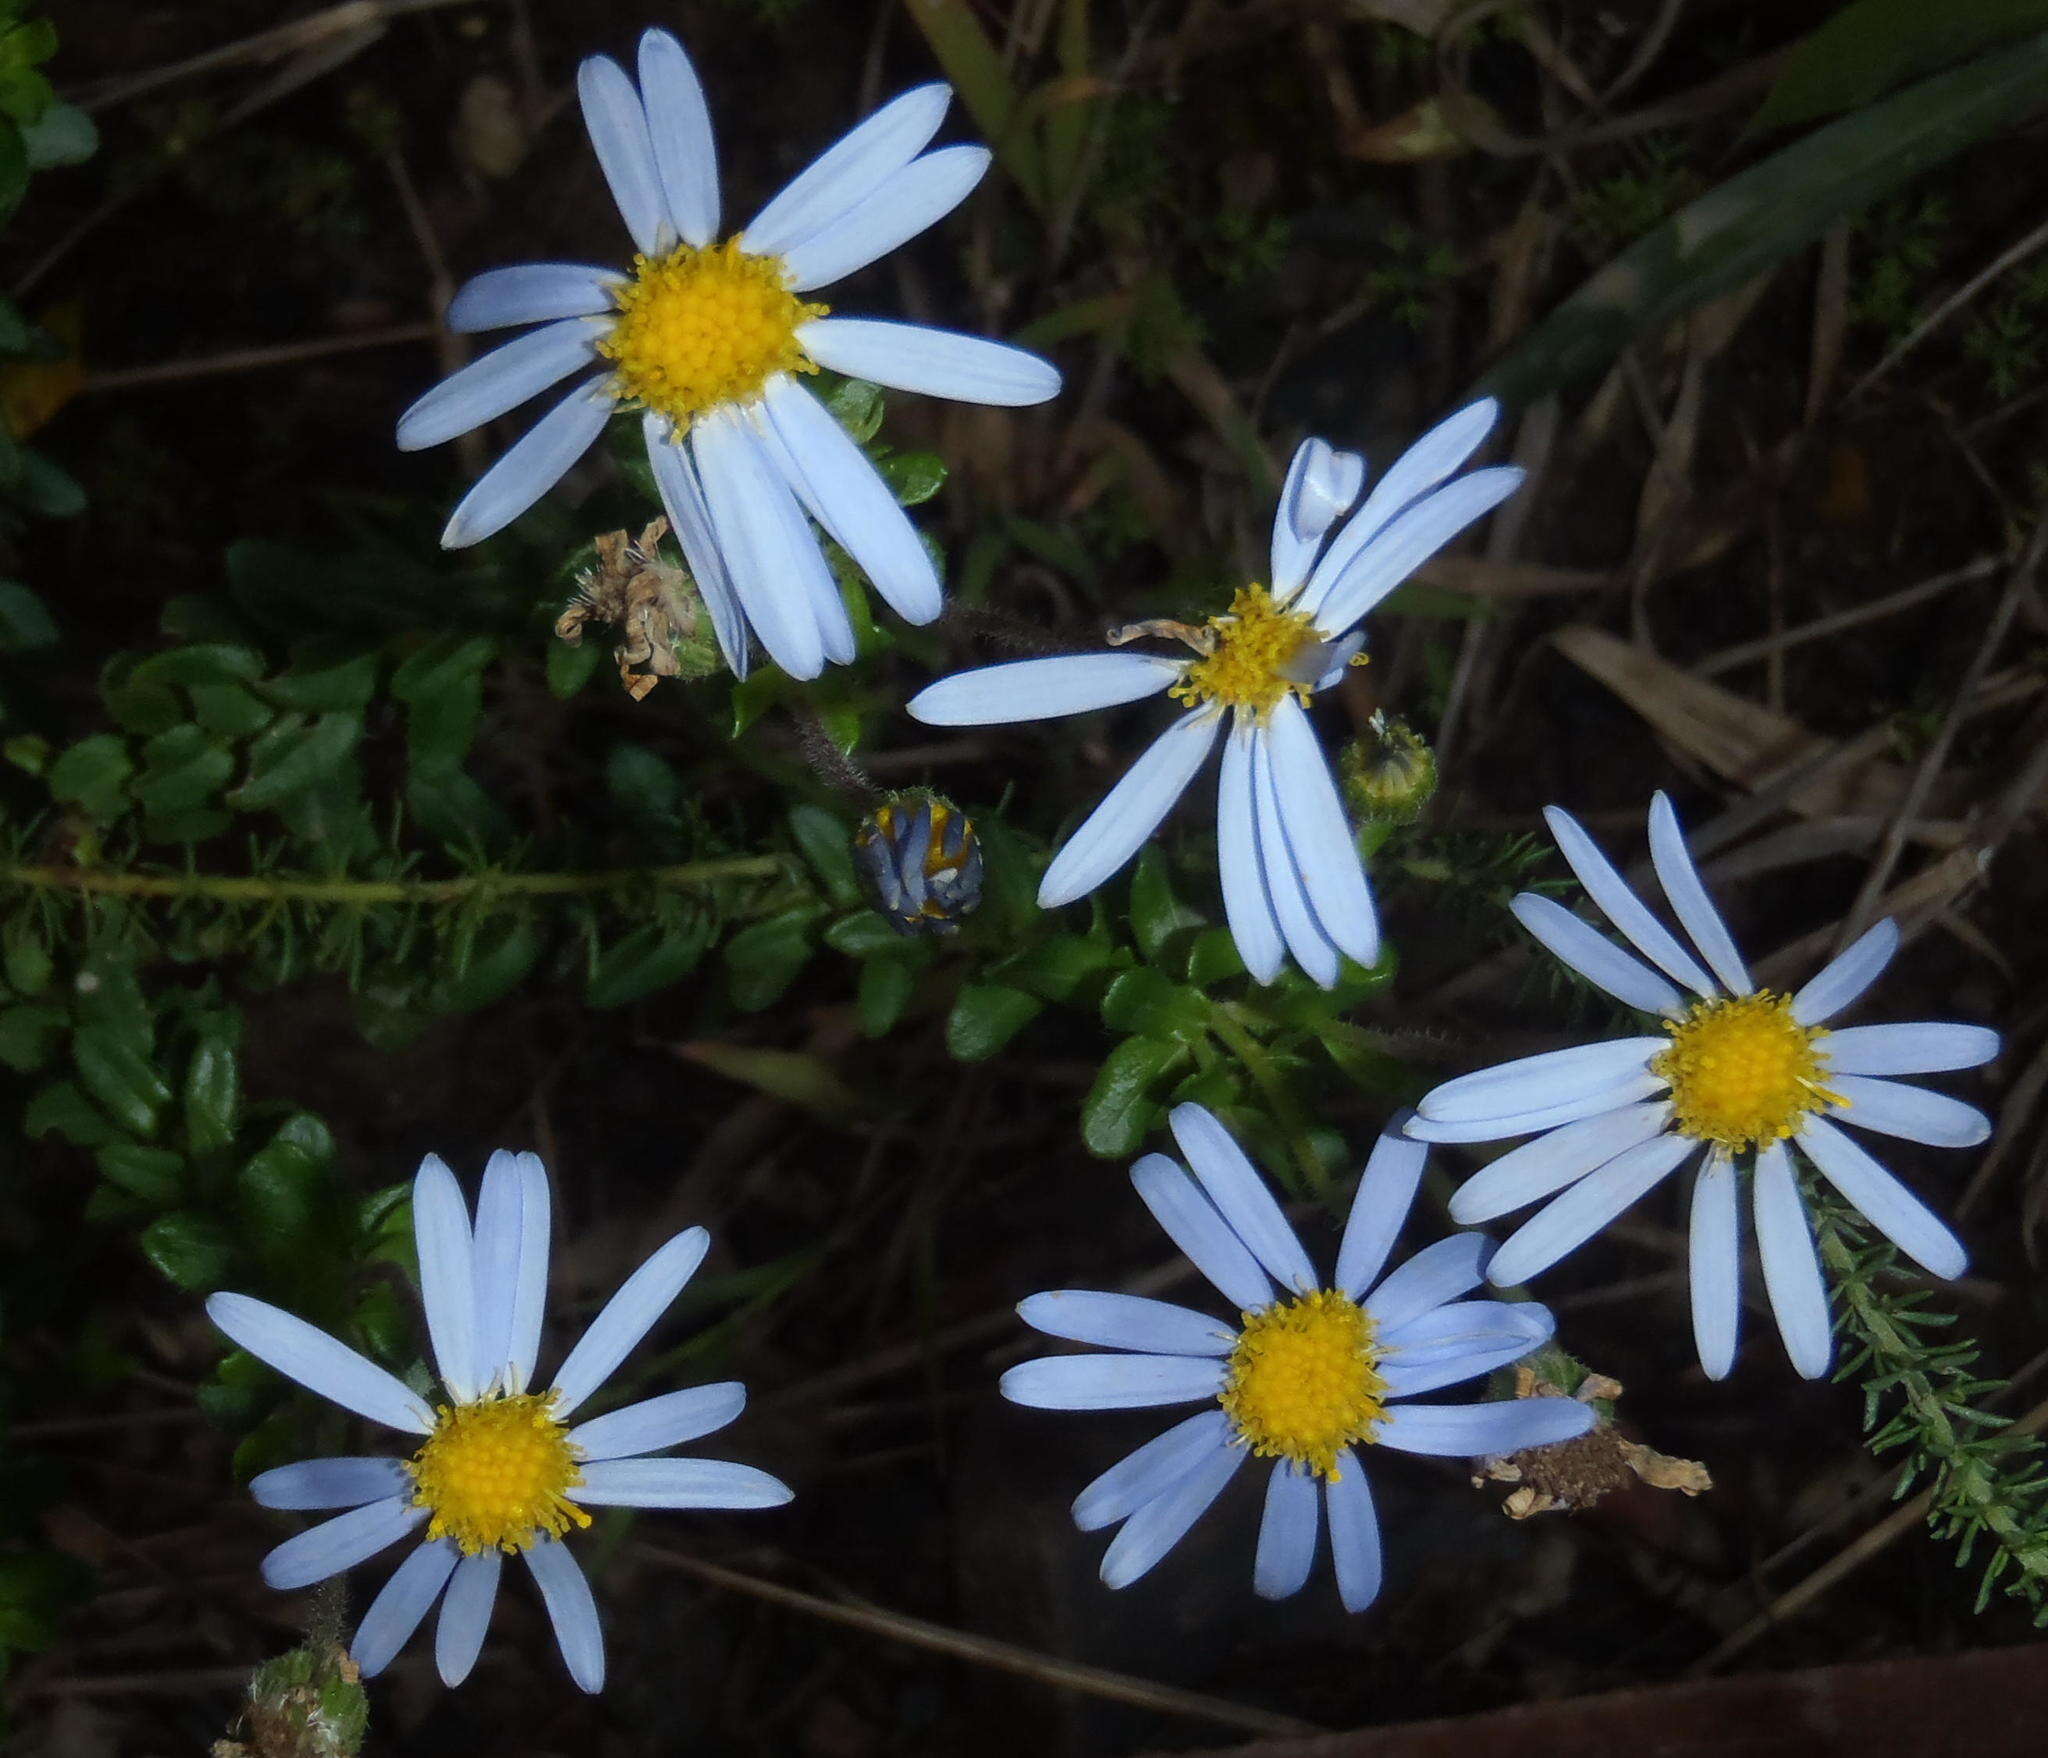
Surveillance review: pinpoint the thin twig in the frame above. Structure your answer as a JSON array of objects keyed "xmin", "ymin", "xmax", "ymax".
[
  {"xmin": 0, "ymin": 856, "xmax": 780, "ymax": 905},
  {"xmin": 1693, "ymin": 556, "xmax": 2001, "ymax": 678},
  {"xmin": 81, "ymin": 324, "xmax": 438, "ymax": 394},
  {"xmin": 1849, "ymin": 208, "xmax": 2048, "ymax": 401},
  {"xmin": 636, "ymin": 1547, "xmax": 1325, "ymax": 1739}
]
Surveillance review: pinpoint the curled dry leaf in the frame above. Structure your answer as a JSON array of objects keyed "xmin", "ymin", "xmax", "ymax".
[{"xmin": 1474, "ymin": 1363, "xmax": 1712, "ymax": 1519}]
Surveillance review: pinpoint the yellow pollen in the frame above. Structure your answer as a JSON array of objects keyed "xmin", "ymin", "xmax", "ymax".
[
  {"xmin": 598, "ymin": 238, "xmax": 827, "ymax": 428},
  {"xmin": 1654, "ymin": 990, "xmax": 1843, "ymax": 1151},
  {"xmin": 1169, "ymin": 585, "xmax": 1332, "ymax": 720},
  {"xmin": 1219, "ymin": 1289, "xmax": 1387, "ymax": 1480},
  {"xmin": 406, "ymin": 1391, "xmax": 589, "ymax": 1556}
]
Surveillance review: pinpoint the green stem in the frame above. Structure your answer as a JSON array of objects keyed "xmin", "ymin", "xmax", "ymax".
[
  {"xmin": 0, "ymin": 856, "xmax": 784, "ymax": 907},
  {"xmin": 1207, "ymin": 1004, "xmax": 1327, "ymax": 1199}
]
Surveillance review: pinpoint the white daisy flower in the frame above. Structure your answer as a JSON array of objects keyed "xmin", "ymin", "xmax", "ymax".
[
  {"xmin": 906, "ymin": 406, "xmax": 1522, "ymax": 987},
  {"xmin": 207, "ymin": 1150, "xmax": 791, "ymax": 1693},
  {"xmin": 395, "ymin": 27, "xmax": 1061, "ymax": 681},
  {"xmin": 1001, "ymin": 1105, "xmax": 1591, "ymax": 1609},
  {"xmin": 1410, "ymin": 792, "xmax": 2001, "ymax": 1382}
]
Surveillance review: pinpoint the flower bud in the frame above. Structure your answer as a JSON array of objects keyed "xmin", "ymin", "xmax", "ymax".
[
  {"xmin": 1339, "ymin": 714, "xmax": 1436, "ymax": 825},
  {"xmin": 853, "ymin": 792, "xmax": 983, "ymax": 936}
]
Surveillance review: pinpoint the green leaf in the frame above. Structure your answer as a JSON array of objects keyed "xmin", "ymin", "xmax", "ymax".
[
  {"xmin": 22, "ymin": 98, "xmax": 94, "ymax": 168},
  {"xmin": 822, "ymin": 910, "xmax": 902, "ymax": 958},
  {"xmin": 547, "ymin": 634, "xmax": 606, "ymax": 699},
  {"xmin": 391, "ymin": 634, "xmax": 496, "ymax": 771},
  {"xmin": 16, "ymin": 447, "xmax": 84, "ymax": 518},
  {"xmin": 724, "ymin": 908, "xmax": 820, "ymax": 1012},
  {"xmin": 822, "ymin": 375, "xmax": 885, "ymax": 442},
  {"xmin": 238, "ymin": 1126, "xmax": 326, "ymax": 1251},
  {"xmin": 992, "ymin": 932, "xmax": 1122, "ymax": 1004},
  {"xmin": 433, "ymin": 917, "xmax": 542, "ymax": 1014},
  {"xmin": 187, "ymin": 682, "xmax": 274, "ymax": 738},
  {"xmin": 946, "ymin": 982, "xmax": 1043, "ymax": 1061},
  {"xmin": 128, "ymin": 644, "xmax": 263, "ymax": 690},
  {"xmin": 25, "ymin": 1078, "xmax": 121, "ymax": 1147},
  {"xmin": 857, "ymin": 955, "xmax": 918, "ymax": 1037},
  {"xmin": 47, "ymin": 733, "xmax": 132, "ymax": 818},
  {"xmin": 1756, "ymin": 0, "xmax": 2048, "ymax": 133},
  {"xmin": 1099, "ymin": 969, "xmax": 1210, "ymax": 1044},
  {"xmin": 877, "ymin": 450, "xmax": 947, "ymax": 507},
  {"xmin": 0, "ymin": 1551, "xmax": 94, "ymax": 1654},
  {"xmin": 228, "ymin": 712, "xmax": 360, "ymax": 811},
  {"xmin": 182, "ymin": 1023, "xmax": 241, "ymax": 1156},
  {"xmin": 0, "ymin": 1000, "xmax": 63, "ymax": 1071},
  {"xmin": 96, "ymin": 1142, "xmax": 184, "ymax": 1205},
  {"xmin": 139, "ymin": 1210, "xmax": 234, "ymax": 1291},
  {"xmin": 679, "ymin": 1040, "xmax": 867, "ymax": 1121},
  {"xmin": 788, "ymin": 803, "xmax": 861, "ymax": 907},
  {"xmin": 1081, "ymin": 1035, "xmax": 1186, "ymax": 1158},
  {"xmin": 605, "ymin": 742, "xmax": 685, "ymax": 820},
  {"xmin": 1184, "ymin": 927, "xmax": 1246, "ymax": 988},
  {"xmin": 72, "ymin": 1025, "xmax": 172, "ymax": 1137},
  {"xmin": 3, "ymin": 921, "xmax": 50, "ymax": 994},
  {"xmin": 196, "ymin": 1347, "xmax": 271, "ymax": 1427},
  {"xmin": 267, "ymin": 649, "xmax": 378, "ymax": 715},
  {"xmin": 1482, "ymin": 32, "xmax": 2048, "ymax": 407},
  {"xmin": 585, "ymin": 922, "xmax": 708, "ymax": 1008},
  {"xmin": 0, "ymin": 578, "xmax": 54, "ymax": 650},
  {"xmin": 1129, "ymin": 848, "xmax": 1203, "ymax": 961},
  {"xmin": 133, "ymin": 724, "xmax": 235, "ymax": 815}
]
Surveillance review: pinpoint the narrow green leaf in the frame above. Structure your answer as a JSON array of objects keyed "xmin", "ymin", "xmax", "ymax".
[
  {"xmin": 789, "ymin": 803, "xmax": 862, "ymax": 907},
  {"xmin": 857, "ymin": 955, "xmax": 918, "ymax": 1037},
  {"xmin": 228, "ymin": 712, "xmax": 360, "ymax": 811},
  {"xmin": 586, "ymin": 922, "xmax": 708, "ymax": 1008},
  {"xmin": 678, "ymin": 1040, "xmax": 866, "ymax": 1121},
  {"xmin": 1129, "ymin": 848, "xmax": 1203, "ymax": 961},
  {"xmin": 724, "ymin": 909, "xmax": 820, "ymax": 1012},
  {"xmin": 96, "ymin": 1142, "xmax": 184, "ymax": 1205},
  {"xmin": 1081, "ymin": 1035, "xmax": 1185, "ymax": 1158},
  {"xmin": 1099, "ymin": 969, "xmax": 1210, "ymax": 1044},
  {"xmin": 47, "ymin": 733, "xmax": 132, "ymax": 818},
  {"xmin": 72, "ymin": 1025, "xmax": 172, "ymax": 1137},
  {"xmin": 182, "ymin": 1024, "xmax": 241, "ymax": 1156}
]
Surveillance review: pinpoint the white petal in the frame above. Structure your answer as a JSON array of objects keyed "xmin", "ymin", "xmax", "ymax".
[
  {"xmin": 1379, "ymin": 1305, "xmax": 1552, "ymax": 1398},
  {"xmin": 440, "ymin": 376, "xmax": 614, "ymax": 549},
  {"xmin": 1829, "ymin": 1075, "xmax": 1991, "ymax": 1148},
  {"xmin": 1541, "ymin": 805, "xmax": 1716, "ymax": 997},
  {"xmin": 1016, "ymin": 1290, "xmax": 1235, "ymax": 1356},
  {"xmin": 741, "ymin": 394, "xmax": 860, "ymax": 666},
  {"xmin": 1486, "ymin": 1133, "xmax": 1697, "ymax": 1285},
  {"xmin": 1792, "ymin": 918, "xmax": 1900, "ymax": 1025},
  {"xmin": 262, "ymin": 1498, "xmax": 426, "ymax": 1592},
  {"xmin": 396, "ymin": 319, "xmax": 600, "ymax": 452},
  {"xmin": 1335, "ymin": 1124, "xmax": 1428, "ymax": 1298},
  {"xmin": 1300, "ymin": 400, "xmax": 1499, "ymax": 615},
  {"xmin": 549, "ymin": 1226, "xmax": 711, "ymax": 1418},
  {"xmin": 1270, "ymin": 437, "xmax": 1364, "ymax": 598},
  {"xmin": 758, "ymin": 376, "xmax": 940, "ymax": 622},
  {"xmin": 436, "ymin": 1550, "xmax": 501, "ymax": 1687},
  {"xmin": 1098, "ymin": 1443, "xmax": 1244, "ymax": 1589},
  {"xmin": 1448, "ymin": 1101, "xmax": 1674, "ymax": 1226},
  {"xmin": 645, "ymin": 416, "xmax": 750, "ymax": 678},
  {"xmin": 1216, "ymin": 724, "xmax": 1286, "ymax": 984},
  {"xmin": 1038, "ymin": 711, "xmax": 1218, "ymax": 908},
  {"xmin": 782, "ymin": 145, "xmax": 989, "ymax": 290},
  {"xmin": 1263, "ymin": 698, "xmax": 1379, "ymax": 968},
  {"xmin": 1402, "ymin": 1073, "xmax": 1668, "ymax": 1143},
  {"xmin": 509, "ymin": 1153, "xmax": 552, "ymax": 1394},
  {"xmin": 797, "ymin": 316, "xmax": 1060, "ymax": 407},
  {"xmin": 1417, "ymin": 1038, "xmax": 1667, "ymax": 1125},
  {"xmin": 637, "ymin": 29, "xmax": 718, "ymax": 248},
  {"xmin": 1365, "ymin": 1233, "xmax": 1492, "ymax": 1330},
  {"xmin": 1824, "ymin": 1022, "xmax": 2001, "ymax": 1076},
  {"xmin": 1307, "ymin": 466, "xmax": 1524, "ymax": 634},
  {"xmin": 206, "ymin": 1293, "xmax": 433, "ymax": 1434},
  {"xmin": 690, "ymin": 408, "xmax": 828, "ymax": 679},
  {"xmin": 1647, "ymin": 792, "xmax": 1752, "ymax": 994},
  {"xmin": 1511, "ymin": 893, "xmax": 1684, "ymax": 1016},
  {"xmin": 1072, "ymin": 1410, "xmax": 1231, "ymax": 1532},
  {"xmin": 1131, "ymin": 1151, "xmax": 1273, "ymax": 1311},
  {"xmin": 525, "ymin": 1538, "xmax": 605, "ymax": 1694},
  {"xmin": 1246, "ymin": 727, "xmax": 1343, "ymax": 987},
  {"xmin": 743, "ymin": 83, "xmax": 951, "ymax": 258},
  {"xmin": 1753, "ymin": 1143, "xmax": 1833, "ymax": 1379},
  {"xmin": 1794, "ymin": 1117, "xmax": 1967, "ymax": 1279},
  {"xmin": 574, "ymin": 1457, "xmax": 792, "ymax": 1509},
  {"xmin": 569, "ymin": 1382, "xmax": 747, "ymax": 1461},
  {"xmin": 251, "ymin": 1456, "xmax": 411, "ymax": 1511},
  {"xmin": 1688, "ymin": 1157, "xmax": 1740, "ymax": 1381},
  {"xmin": 1324, "ymin": 1454, "xmax": 1383, "ymax": 1612},
  {"xmin": 1377, "ymin": 1396, "xmax": 1595, "ymax": 1458},
  {"xmin": 412, "ymin": 1153, "xmax": 480, "ymax": 1401},
  {"xmin": 909, "ymin": 652, "xmax": 1178, "ymax": 726},
  {"xmin": 1000, "ymin": 1352, "xmax": 1227, "ymax": 1411},
  {"xmin": 447, "ymin": 264, "xmax": 622, "ymax": 334},
  {"xmin": 352, "ymin": 1540, "xmax": 458, "ymax": 1678},
  {"xmin": 577, "ymin": 53, "xmax": 670, "ymax": 255},
  {"xmin": 1168, "ymin": 1104, "xmax": 1316, "ymax": 1293},
  {"xmin": 1253, "ymin": 1464, "xmax": 1320, "ymax": 1600},
  {"xmin": 468, "ymin": 1151, "xmax": 524, "ymax": 1393}
]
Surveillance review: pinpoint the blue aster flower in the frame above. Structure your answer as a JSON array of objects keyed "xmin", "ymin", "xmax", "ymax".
[
  {"xmin": 395, "ymin": 28, "xmax": 1060, "ymax": 680},
  {"xmin": 207, "ymin": 1151, "xmax": 790, "ymax": 1692},
  {"xmin": 1001, "ymin": 1105, "xmax": 1590, "ymax": 1609}
]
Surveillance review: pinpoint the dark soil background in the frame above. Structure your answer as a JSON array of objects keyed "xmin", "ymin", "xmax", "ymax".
[{"xmin": 12, "ymin": 3, "xmax": 2048, "ymax": 1754}]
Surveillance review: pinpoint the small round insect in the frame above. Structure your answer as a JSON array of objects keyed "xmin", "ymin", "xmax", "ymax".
[{"xmin": 853, "ymin": 792, "xmax": 984, "ymax": 936}]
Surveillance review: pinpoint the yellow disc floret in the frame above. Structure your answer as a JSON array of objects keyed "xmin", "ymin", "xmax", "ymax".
[
  {"xmin": 406, "ymin": 1391, "xmax": 589, "ymax": 1555},
  {"xmin": 1654, "ymin": 990, "xmax": 1843, "ymax": 1152},
  {"xmin": 1169, "ymin": 585, "xmax": 1338, "ymax": 720},
  {"xmin": 1220, "ymin": 1289, "xmax": 1388, "ymax": 1480},
  {"xmin": 599, "ymin": 239, "xmax": 827, "ymax": 428}
]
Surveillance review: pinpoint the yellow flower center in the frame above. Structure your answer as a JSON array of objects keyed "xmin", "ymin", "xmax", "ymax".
[
  {"xmin": 598, "ymin": 239, "xmax": 827, "ymax": 428},
  {"xmin": 406, "ymin": 1391, "xmax": 589, "ymax": 1556},
  {"xmin": 1169, "ymin": 585, "xmax": 1339, "ymax": 720},
  {"xmin": 1219, "ymin": 1289, "xmax": 1388, "ymax": 1480},
  {"xmin": 1653, "ymin": 991, "xmax": 1843, "ymax": 1151}
]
